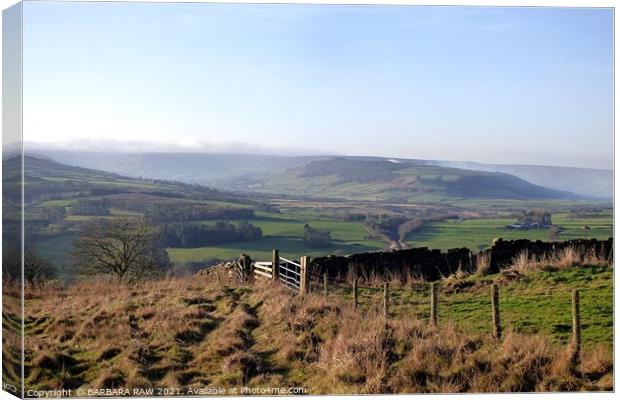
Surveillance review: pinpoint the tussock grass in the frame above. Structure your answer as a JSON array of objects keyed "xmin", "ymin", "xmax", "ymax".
[
  {"xmin": 506, "ymin": 245, "xmax": 610, "ymax": 275},
  {"xmin": 475, "ymin": 251, "xmax": 492, "ymax": 276},
  {"xmin": 18, "ymin": 254, "xmax": 613, "ymax": 394}
]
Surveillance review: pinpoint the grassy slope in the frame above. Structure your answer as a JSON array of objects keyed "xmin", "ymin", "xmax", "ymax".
[
  {"xmin": 334, "ymin": 265, "xmax": 612, "ymax": 351},
  {"xmin": 18, "ymin": 264, "xmax": 612, "ymax": 394},
  {"xmin": 245, "ymin": 158, "xmax": 579, "ymax": 202},
  {"xmin": 405, "ymin": 212, "xmax": 613, "ymax": 251}
]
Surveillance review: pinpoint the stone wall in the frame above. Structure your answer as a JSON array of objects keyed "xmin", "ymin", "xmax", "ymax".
[
  {"xmin": 310, "ymin": 237, "xmax": 613, "ymax": 282},
  {"xmin": 488, "ymin": 238, "xmax": 613, "ymax": 273}
]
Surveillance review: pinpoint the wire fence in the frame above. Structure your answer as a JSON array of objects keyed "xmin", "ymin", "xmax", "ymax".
[{"xmin": 241, "ymin": 251, "xmax": 592, "ymax": 364}]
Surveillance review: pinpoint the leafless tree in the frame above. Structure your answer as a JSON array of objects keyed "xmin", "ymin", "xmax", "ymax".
[
  {"xmin": 72, "ymin": 217, "xmax": 171, "ymax": 283},
  {"xmin": 24, "ymin": 250, "xmax": 57, "ymax": 286},
  {"xmin": 2, "ymin": 244, "xmax": 57, "ymax": 286}
]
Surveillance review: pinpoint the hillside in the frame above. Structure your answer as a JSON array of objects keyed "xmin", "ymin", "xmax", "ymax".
[
  {"xmin": 432, "ymin": 160, "xmax": 613, "ymax": 200},
  {"xmin": 3, "ymin": 155, "xmax": 266, "ymax": 278},
  {"xmin": 33, "ymin": 150, "xmax": 611, "ymax": 199},
  {"xmin": 230, "ymin": 157, "xmax": 581, "ymax": 202},
  {"xmin": 10, "ymin": 155, "xmax": 248, "ymax": 204},
  {"xmin": 29, "ymin": 150, "xmax": 315, "ymax": 186},
  {"xmin": 12, "ymin": 261, "xmax": 612, "ymax": 394},
  {"xmin": 5, "ymin": 155, "xmax": 611, "ymax": 283}
]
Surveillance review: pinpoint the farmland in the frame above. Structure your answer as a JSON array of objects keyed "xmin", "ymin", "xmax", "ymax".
[
  {"xmin": 168, "ymin": 211, "xmax": 385, "ymax": 263},
  {"xmin": 36, "ymin": 205, "xmax": 613, "ymax": 273},
  {"xmin": 4, "ymin": 154, "xmax": 614, "ymax": 395},
  {"xmin": 406, "ymin": 211, "xmax": 613, "ymax": 251},
  {"xmin": 6, "ymin": 155, "xmax": 612, "ymax": 281}
]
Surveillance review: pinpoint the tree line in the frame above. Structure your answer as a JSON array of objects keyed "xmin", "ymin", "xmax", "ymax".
[
  {"xmin": 160, "ymin": 221, "xmax": 262, "ymax": 247},
  {"xmin": 144, "ymin": 204, "xmax": 255, "ymax": 223}
]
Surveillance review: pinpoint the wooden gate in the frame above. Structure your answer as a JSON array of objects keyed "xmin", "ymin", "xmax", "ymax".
[
  {"xmin": 248, "ymin": 250, "xmax": 308, "ymax": 294},
  {"xmin": 276, "ymin": 257, "xmax": 302, "ymax": 292}
]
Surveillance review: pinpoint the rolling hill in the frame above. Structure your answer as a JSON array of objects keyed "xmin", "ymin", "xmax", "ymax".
[
  {"xmin": 28, "ymin": 150, "xmax": 315, "ymax": 186},
  {"xmin": 431, "ymin": 160, "xmax": 613, "ymax": 200},
  {"xmin": 2, "ymin": 155, "xmax": 255, "ymax": 206},
  {"xmin": 225, "ymin": 157, "xmax": 582, "ymax": 202},
  {"xmin": 32, "ymin": 150, "xmax": 612, "ymax": 199}
]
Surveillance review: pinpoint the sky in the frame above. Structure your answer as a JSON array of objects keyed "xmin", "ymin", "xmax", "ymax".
[{"xmin": 22, "ymin": 2, "xmax": 614, "ymax": 169}]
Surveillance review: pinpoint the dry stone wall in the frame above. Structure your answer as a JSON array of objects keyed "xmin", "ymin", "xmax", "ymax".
[{"xmin": 310, "ymin": 238, "xmax": 613, "ymax": 281}]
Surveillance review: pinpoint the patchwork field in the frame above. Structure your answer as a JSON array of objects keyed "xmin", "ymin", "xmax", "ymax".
[
  {"xmin": 36, "ymin": 209, "xmax": 613, "ymax": 279},
  {"xmin": 18, "ymin": 155, "xmax": 613, "ymax": 285},
  {"xmin": 406, "ymin": 212, "xmax": 613, "ymax": 251},
  {"xmin": 168, "ymin": 210, "xmax": 613, "ymax": 263},
  {"xmin": 168, "ymin": 212, "xmax": 385, "ymax": 263}
]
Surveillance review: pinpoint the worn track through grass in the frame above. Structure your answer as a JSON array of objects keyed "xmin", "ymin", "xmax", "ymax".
[{"xmin": 17, "ymin": 263, "xmax": 613, "ymax": 394}]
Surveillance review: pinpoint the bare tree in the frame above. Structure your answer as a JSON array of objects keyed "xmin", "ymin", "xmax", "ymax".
[
  {"xmin": 3, "ymin": 243, "xmax": 57, "ymax": 286},
  {"xmin": 2, "ymin": 243, "xmax": 21, "ymax": 283},
  {"xmin": 72, "ymin": 217, "xmax": 171, "ymax": 283},
  {"xmin": 24, "ymin": 249, "xmax": 56, "ymax": 286}
]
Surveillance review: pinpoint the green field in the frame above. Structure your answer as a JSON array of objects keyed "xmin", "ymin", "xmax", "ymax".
[
  {"xmin": 33, "ymin": 234, "xmax": 78, "ymax": 282},
  {"xmin": 38, "ymin": 210, "xmax": 612, "ymax": 271},
  {"xmin": 36, "ymin": 210, "xmax": 386, "ymax": 268},
  {"xmin": 22, "ymin": 155, "xmax": 613, "ymax": 280},
  {"xmin": 168, "ymin": 212, "xmax": 385, "ymax": 263},
  {"xmin": 334, "ymin": 265, "xmax": 613, "ymax": 351},
  {"xmin": 406, "ymin": 212, "xmax": 613, "ymax": 251}
]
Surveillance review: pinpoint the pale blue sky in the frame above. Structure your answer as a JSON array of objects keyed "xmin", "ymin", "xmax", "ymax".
[{"xmin": 23, "ymin": 2, "xmax": 613, "ymax": 169}]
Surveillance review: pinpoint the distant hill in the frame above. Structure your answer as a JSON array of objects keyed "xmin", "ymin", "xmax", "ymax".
[
  {"xmin": 430, "ymin": 160, "xmax": 613, "ymax": 200},
  {"xmin": 30, "ymin": 150, "xmax": 315, "ymax": 186},
  {"xmin": 226, "ymin": 157, "xmax": 582, "ymax": 202},
  {"xmin": 3, "ymin": 155, "xmax": 256, "ymax": 207},
  {"xmin": 29, "ymin": 150, "xmax": 606, "ymax": 201}
]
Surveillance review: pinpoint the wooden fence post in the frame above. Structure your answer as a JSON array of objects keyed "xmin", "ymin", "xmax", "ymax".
[
  {"xmin": 383, "ymin": 282, "xmax": 390, "ymax": 317},
  {"xmin": 299, "ymin": 256, "xmax": 308, "ymax": 295},
  {"xmin": 241, "ymin": 254, "xmax": 252, "ymax": 282},
  {"xmin": 492, "ymin": 284, "xmax": 501, "ymax": 339},
  {"xmin": 353, "ymin": 278, "xmax": 358, "ymax": 309},
  {"xmin": 272, "ymin": 249, "xmax": 279, "ymax": 281},
  {"xmin": 430, "ymin": 282, "xmax": 438, "ymax": 326},
  {"xmin": 323, "ymin": 273, "xmax": 328, "ymax": 298},
  {"xmin": 572, "ymin": 289, "xmax": 581, "ymax": 363}
]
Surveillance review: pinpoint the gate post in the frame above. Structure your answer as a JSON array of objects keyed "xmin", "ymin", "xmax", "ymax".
[
  {"xmin": 272, "ymin": 249, "xmax": 279, "ymax": 281},
  {"xmin": 241, "ymin": 254, "xmax": 252, "ymax": 282},
  {"xmin": 299, "ymin": 256, "xmax": 309, "ymax": 295}
]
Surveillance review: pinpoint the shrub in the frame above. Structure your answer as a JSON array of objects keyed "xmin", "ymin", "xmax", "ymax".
[{"xmin": 303, "ymin": 224, "xmax": 332, "ymax": 248}]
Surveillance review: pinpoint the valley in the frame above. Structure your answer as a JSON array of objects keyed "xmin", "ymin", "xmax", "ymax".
[{"xmin": 4, "ymin": 153, "xmax": 612, "ymax": 283}]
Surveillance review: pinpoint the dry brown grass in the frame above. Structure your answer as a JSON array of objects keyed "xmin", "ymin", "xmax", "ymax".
[
  {"xmin": 475, "ymin": 251, "xmax": 492, "ymax": 276},
  {"xmin": 19, "ymin": 271, "xmax": 612, "ymax": 395},
  {"xmin": 506, "ymin": 246, "xmax": 611, "ymax": 275}
]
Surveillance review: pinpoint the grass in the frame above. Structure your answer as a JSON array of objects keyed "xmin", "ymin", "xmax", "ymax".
[
  {"xmin": 168, "ymin": 237, "xmax": 379, "ymax": 263},
  {"xmin": 36, "ymin": 209, "xmax": 612, "ymax": 279},
  {"xmin": 405, "ymin": 212, "xmax": 613, "ymax": 251},
  {"xmin": 16, "ymin": 259, "xmax": 613, "ymax": 394},
  {"xmin": 33, "ymin": 234, "xmax": 78, "ymax": 282},
  {"xmin": 168, "ymin": 212, "xmax": 385, "ymax": 263},
  {"xmin": 380, "ymin": 266, "xmax": 612, "ymax": 351},
  {"xmin": 328, "ymin": 246, "xmax": 614, "ymax": 352}
]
